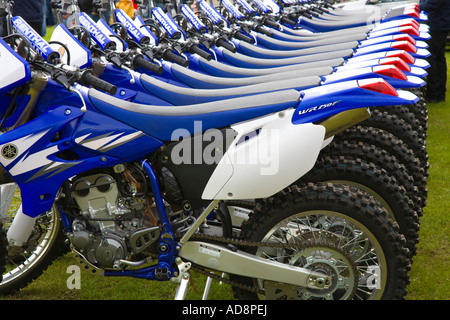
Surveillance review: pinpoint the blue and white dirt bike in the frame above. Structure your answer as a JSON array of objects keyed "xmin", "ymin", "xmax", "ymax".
[
  {"xmin": 0, "ymin": 2, "xmax": 417, "ymax": 300},
  {"xmin": 48, "ymin": 0, "xmax": 428, "ymax": 256},
  {"xmin": 43, "ymin": 0, "xmax": 428, "ymax": 225},
  {"xmin": 73, "ymin": 0, "xmax": 430, "ymax": 218}
]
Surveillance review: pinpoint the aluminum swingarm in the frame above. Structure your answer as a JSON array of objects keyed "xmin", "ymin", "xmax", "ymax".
[
  {"xmin": 172, "ymin": 200, "xmax": 333, "ymax": 300},
  {"xmin": 177, "ymin": 232, "xmax": 356, "ymax": 300}
]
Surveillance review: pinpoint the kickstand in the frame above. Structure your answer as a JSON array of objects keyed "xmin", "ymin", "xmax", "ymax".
[
  {"xmin": 174, "ymin": 272, "xmax": 190, "ymax": 300},
  {"xmin": 173, "ymin": 258, "xmax": 192, "ymax": 300},
  {"xmin": 202, "ymin": 272, "xmax": 227, "ymax": 300},
  {"xmin": 202, "ymin": 273, "xmax": 214, "ymax": 300}
]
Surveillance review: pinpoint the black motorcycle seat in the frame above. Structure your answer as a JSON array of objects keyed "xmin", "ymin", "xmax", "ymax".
[{"xmin": 88, "ymin": 88, "xmax": 301, "ymax": 141}]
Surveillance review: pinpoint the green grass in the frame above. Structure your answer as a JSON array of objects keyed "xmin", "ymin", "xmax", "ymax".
[
  {"xmin": 0, "ymin": 31, "xmax": 448, "ymax": 301},
  {"xmin": 405, "ymin": 53, "xmax": 450, "ymax": 300}
]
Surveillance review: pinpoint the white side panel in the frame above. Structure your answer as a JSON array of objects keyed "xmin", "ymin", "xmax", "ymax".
[{"xmin": 202, "ymin": 109, "xmax": 325, "ymax": 200}]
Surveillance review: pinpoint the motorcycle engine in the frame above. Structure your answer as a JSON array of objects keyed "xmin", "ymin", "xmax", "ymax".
[{"xmin": 67, "ymin": 167, "xmax": 160, "ymax": 270}]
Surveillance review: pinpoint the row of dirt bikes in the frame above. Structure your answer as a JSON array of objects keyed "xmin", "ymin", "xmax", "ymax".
[{"xmin": 0, "ymin": 0, "xmax": 430, "ymax": 300}]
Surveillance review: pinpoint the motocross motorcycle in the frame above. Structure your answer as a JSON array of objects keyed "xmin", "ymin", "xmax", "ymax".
[
  {"xmin": 0, "ymin": 26, "xmax": 417, "ymax": 299},
  {"xmin": 0, "ymin": 0, "xmax": 419, "ymax": 299},
  {"xmin": 62, "ymin": 0, "xmax": 426, "ymax": 256}
]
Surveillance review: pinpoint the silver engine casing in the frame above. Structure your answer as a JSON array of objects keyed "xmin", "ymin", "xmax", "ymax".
[{"xmin": 68, "ymin": 172, "xmax": 159, "ymax": 270}]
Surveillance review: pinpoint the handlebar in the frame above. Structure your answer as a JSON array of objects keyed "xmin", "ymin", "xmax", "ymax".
[
  {"xmin": 264, "ymin": 19, "xmax": 280, "ymax": 29},
  {"xmin": 79, "ymin": 70, "xmax": 117, "ymax": 95},
  {"xmin": 133, "ymin": 55, "xmax": 164, "ymax": 75}
]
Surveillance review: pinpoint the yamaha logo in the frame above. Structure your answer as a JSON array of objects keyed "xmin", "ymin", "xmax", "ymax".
[{"xmin": 2, "ymin": 144, "xmax": 18, "ymax": 159}]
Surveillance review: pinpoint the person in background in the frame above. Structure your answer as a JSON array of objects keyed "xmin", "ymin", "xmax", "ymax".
[
  {"xmin": 419, "ymin": 0, "xmax": 450, "ymax": 103},
  {"xmin": 12, "ymin": 0, "xmax": 44, "ymax": 36},
  {"xmin": 116, "ymin": 0, "xmax": 136, "ymax": 18},
  {"xmin": 78, "ymin": 0, "xmax": 114, "ymax": 23},
  {"xmin": 78, "ymin": 0, "xmax": 101, "ymax": 21}
]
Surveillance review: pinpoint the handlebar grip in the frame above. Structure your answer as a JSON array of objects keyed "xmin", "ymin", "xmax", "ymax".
[
  {"xmin": 133, "ymin": 55, "xmax": 164, "ymax": 75},
  {"xmin": 288, "ymin": 13, "xmax": 300, "ymax": 21},
  {"xmin": 233, "ymin": 31, "xmax": 254, "ymax": 44},
  {"xmin": 280, "ymin": 16, "xmax": 297, "ymax": 26},
  {"xmin": 189, "ymin": 44, "xmax": 212, "ymax": 61},
  {"xmin": 254, "ymin": 25, "xmax": 273, "ymax": 37},
  {"xmin": 264, "ymin": 19, "xmax": 279, "ymax": 29},
  {"xmin": 79, "ymin": 70, "xmax": 117, "ymax": 95},
  {"xmin": 215, "ymin": 38, "xmax": 237, "ymax": 53},
  {"xmin": 163, "ymin": 50, "xmax": 190, "ymax": 67},
  {"xmin": 300, "ymin": 12, "xmax": 313, "ymax": 19}
]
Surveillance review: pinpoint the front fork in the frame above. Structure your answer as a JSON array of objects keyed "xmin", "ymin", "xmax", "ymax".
[
  {"xmin": 0, "ymin": 184, "xmax": 37, "ymax": 248},
  {"xmin": 1, "ymin": 72, "xmax": 48, "ymax": 248}
]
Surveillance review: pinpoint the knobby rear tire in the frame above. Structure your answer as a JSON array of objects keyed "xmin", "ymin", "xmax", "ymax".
[
  {"xmin": 232, "ymin": 183, "xmax": 411, "ymax": 300},
  {"xmin": 298, "ymin": 157, "xmax": 420, "ymax": 258},
  {"xmin": 334, "ymin": 126, "xmax": 428, "ymax": 209}
]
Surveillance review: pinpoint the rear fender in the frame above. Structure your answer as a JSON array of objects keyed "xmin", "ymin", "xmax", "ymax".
[
  {"xmin": 368, "ymin": 26, "xmax": 430, "ymax": 41},
  {"xmin": 322, "ymin": 65, "xmax": 425, "ymax": 88},
  {"xmin": 346, "ymin": 50, "xmax": 430, "ymax": 69},
  {"xmin": 353, "ymin": 41, "xmax": 430, "ymax": 59},
  {"xmin": 336, "ymin": 58, "xmax": 427, "ymax": 78},
  {"xmin": 292, "ymin": 79, "xmax": 418, "ymax": 125}
]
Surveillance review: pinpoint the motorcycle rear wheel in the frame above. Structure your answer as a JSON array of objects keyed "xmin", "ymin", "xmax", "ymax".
[{"xmin": 232, "ymin": 183, "xmax": 410, "ymax": 300}]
